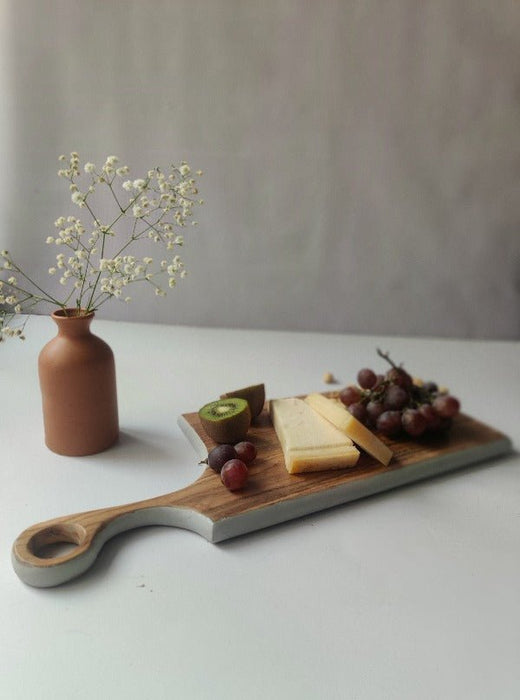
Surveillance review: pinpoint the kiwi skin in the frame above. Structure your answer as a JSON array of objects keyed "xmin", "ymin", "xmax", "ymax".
[
  {"xmin": 220, "ymin": 383, "xmax": 265, "ymax": 419},
  {"xmin": 198, "ymin": 398, "xmax": 251, "ymax": 444}
]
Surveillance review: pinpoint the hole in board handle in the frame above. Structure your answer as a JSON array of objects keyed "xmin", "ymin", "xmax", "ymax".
[{"xmin": 28, "ymin": 523, "xmax": 87, "ymax": 560}]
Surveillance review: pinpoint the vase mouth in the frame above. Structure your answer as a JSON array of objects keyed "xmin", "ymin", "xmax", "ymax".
[{"xmin": 52, "ymin": 308, "xmax": 95, "ymax": 321}]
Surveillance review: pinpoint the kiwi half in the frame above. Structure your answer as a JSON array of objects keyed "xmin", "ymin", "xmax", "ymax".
[
  {"xmin": 198, "ymin": 398, "xmax": 251, "ymax": 444},
  {"xmin": 220, "ymin": 383, "xmax": 265, "ymax": 419}
]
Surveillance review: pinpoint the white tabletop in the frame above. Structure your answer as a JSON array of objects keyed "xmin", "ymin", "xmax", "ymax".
[{"xmin": 1, "ymin": 316, "xmax": 519, "ymax": 700}]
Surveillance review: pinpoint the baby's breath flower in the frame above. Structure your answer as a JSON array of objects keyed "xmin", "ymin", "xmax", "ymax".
[
  {"xmin": 71, "ymin": 191, "xmax": 85, "ymax": 206},
  {"xmin": 1, "ymin": 152, "xmax": 203, "ymax": 340}
]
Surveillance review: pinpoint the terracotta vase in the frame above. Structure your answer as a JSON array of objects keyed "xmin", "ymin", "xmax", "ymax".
[{"xmin": 38, "ymin": 309, "xmax": 119, "ymax": 456}]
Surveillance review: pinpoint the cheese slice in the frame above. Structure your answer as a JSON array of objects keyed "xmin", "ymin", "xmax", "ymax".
[
  {"xmin": 270, "ymin": 397, "xmax": 360, "ymax": 474},
  {"xmin": 304, "ymin": 393, "xmax": 393, "ymax": 466}
]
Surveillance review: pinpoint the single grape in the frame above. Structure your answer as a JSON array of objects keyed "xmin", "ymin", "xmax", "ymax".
[
  {"xmin": 366, "ymin": 400, "xmax": 385, "ymax": 424},
  {"xmin": 348, "ymin": 402, "xmax": 368, "ymax": 423},
  {"xmin": 383, "ymin": 384, "xmax": 409, "ymax": 410},
  {"xmin": 357, "ymin": 368, "xmax": 377, "ymax": 390},
  {"xmin": 220, "ymin": 459, "xmax": 248, "ymax": 491},
  {"xmin": 386, "ymin": 367, "xmax": 413, "ymax": 390},
  {"xmin": 418, "ymin": 403, "xmax": 442, "ymax": 431},
  {"xmin": 234, "ymin": 441, "xmax": 257, "ymax": 464},
  {"xmin": 207, "ymin": 444, "xmax": 238, "ymax": 472},
  {"xmin": 432, "ymin": 394, "xmax": 460, "ymax": 418},
  {"xmin": 339, "ymin": 385, "xmax": 362, "ymax": 406},
  {"xmin": 376, "ymin": 410, "xmax": 402, "ymax": 436},
  {"xmin": 402, "ymin": 408, "xmax": 427, "ymax": 437}
]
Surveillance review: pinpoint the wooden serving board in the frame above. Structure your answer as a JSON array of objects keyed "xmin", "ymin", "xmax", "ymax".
[{"xmin": 12, "ymin": 405, "xmax": 511, "ymax": 588}]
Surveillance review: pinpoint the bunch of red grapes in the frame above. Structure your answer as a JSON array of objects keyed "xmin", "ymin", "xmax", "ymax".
[{"xmin": 339, "ymin": 350, "xmax": 460, "ymax": 438}]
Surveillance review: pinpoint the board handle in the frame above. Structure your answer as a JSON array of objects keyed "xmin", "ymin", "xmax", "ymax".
[{"xmin": 11, "ymin": 491, "xmax": 214, "ymax": 588}]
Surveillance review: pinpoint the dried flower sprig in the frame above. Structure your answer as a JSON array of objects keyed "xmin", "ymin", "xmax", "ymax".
[{"xmin": 0, "ymin": 152, "xmax": 203, "ymax": 340}]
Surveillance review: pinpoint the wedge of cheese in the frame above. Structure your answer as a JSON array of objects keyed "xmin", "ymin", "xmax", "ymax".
[
  {"xmin": 304, "ymin": 393, "xmax": 393, "ymax": 466},
  {"xmin": 270, "ymin": 397, "xmax": 360, "ymax": 474}
]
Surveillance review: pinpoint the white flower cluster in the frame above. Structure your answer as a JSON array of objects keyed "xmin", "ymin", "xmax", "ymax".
[
  {"xmin": 0, "ymin": 152, "xmax": 203, "ymax": 339},
  {"xmin": 0, "ymin": 267, "xmax": 26, "ymax": 340}
]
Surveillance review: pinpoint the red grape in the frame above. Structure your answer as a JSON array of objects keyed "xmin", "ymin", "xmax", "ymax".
[
  {"xmin": 418, "ymin": 404, "xmax": 442, "ymax": 431},
  {"xmin": 376, "ymin": 410, "xmax": 402, "ymax": 436},
  {"xmin": 432, "ymin": 394, "xmax": 460, "ymax": 418},
  {"xmin": 207, "ymin": 444, "xmax": 238, "ymax": 472},
  {"xmin": 386, "ymin": 367, "xmax": 413, "ymax": 390},
  {"xmin": 401, "ymin": 408, "xmax": 427, "ymax": 437},
  {"xmin": 348, "ymin": 402, "xmax": 368, "ymax": 423},
  {"xmin": 339, "ymin": 385, "xmax": 362, "ymax": 406},
  {"xmin": 357, "ymin": 368, "xmax": 377, "ymax": 390},
  {"xmin": 234, "ymin": 441, "xmax": 257, "ymax": 464},
  {"xmin": 220, "ymin": 459, "xmax": 248, "ymax": 491},
  {"xmin": 366, "ymin": 400, "xmax": 385, "ymax": 424},
  {"xmin": 383, "ymin": 384, "xmax": 409, "ymax": 410}
]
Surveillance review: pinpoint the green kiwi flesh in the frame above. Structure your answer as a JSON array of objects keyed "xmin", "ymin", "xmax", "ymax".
[
  {"xmin": 198, "ymin": 398, "xmax": 251, "ymax": 443},
  {"xmin": 220, "ymin": 383, "xmax": 265, "ymax": 419}
]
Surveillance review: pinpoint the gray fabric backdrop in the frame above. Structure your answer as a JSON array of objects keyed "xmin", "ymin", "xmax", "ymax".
[{"xmin": 1, "ymin": 0, "xmax": 519, "ymax": 339}]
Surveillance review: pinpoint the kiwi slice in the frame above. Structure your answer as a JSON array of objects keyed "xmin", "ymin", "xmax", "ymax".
[
  {"xmin": 220, "ymin": 383, "xmax": 265, "ymax": 419},
  {"xmin": 198, "ymin": 398, "xmax": 251, "ymax": 444}
]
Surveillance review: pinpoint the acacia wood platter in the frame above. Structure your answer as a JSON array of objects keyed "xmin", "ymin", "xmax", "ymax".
[{"xmin": 12, "ymin": 404, "xmax": 512, "ymax": 588}]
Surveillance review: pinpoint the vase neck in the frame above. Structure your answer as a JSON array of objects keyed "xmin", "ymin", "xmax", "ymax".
[{"xmin": 52, "ymin": 309, "xmax": 94, "ymax": 337}]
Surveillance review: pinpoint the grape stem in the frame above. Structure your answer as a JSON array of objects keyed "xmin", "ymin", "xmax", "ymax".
[{"xmin": 376, "ymin": 348, "xmax": 402, "ymax": 370}]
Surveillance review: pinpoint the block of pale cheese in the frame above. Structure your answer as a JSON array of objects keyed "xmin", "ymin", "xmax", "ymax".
[
  {"xmin": 304, "ymin": 393, "xmax": 393, "ymax": 466},
  {"xmin": 270, "ymin": 397, "xmax": 360, "ymax": 474}
]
